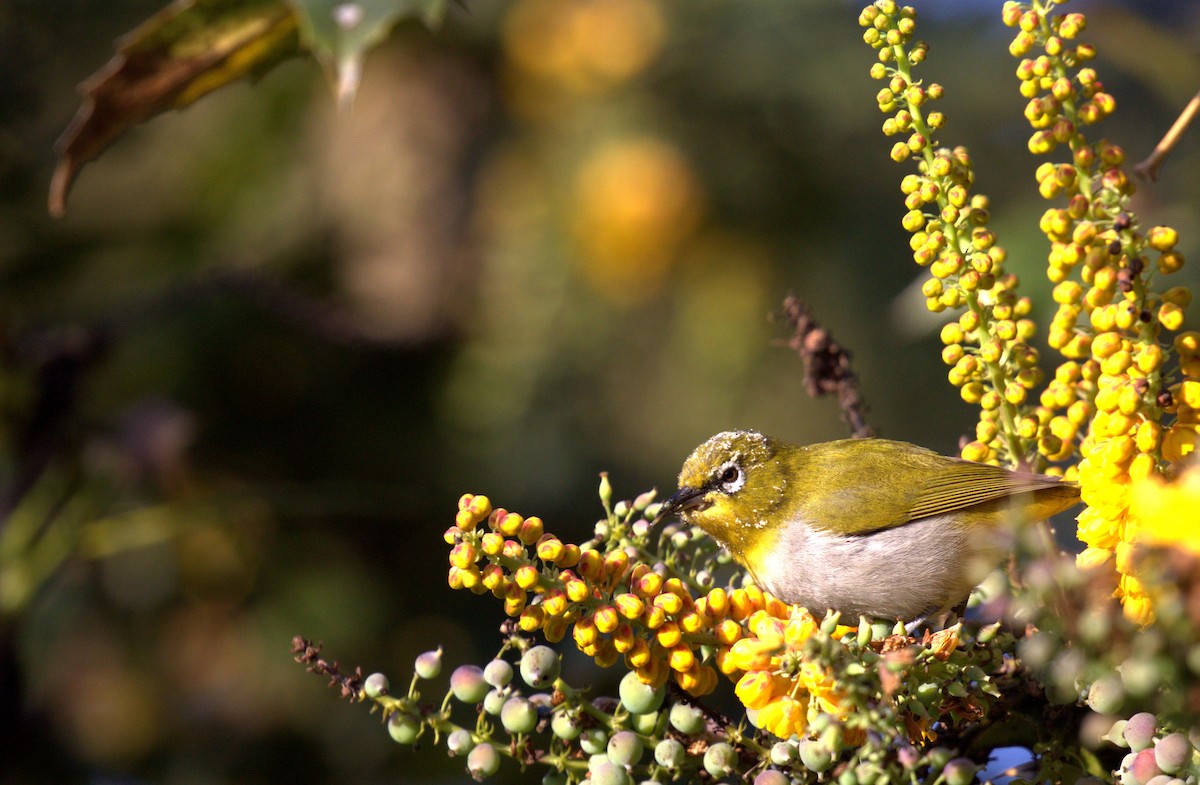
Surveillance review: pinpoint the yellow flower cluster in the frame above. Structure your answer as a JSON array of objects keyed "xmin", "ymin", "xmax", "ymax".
[
  {"xmin": 725, "ymin": 608, "xmax": 850, "ymax": 739},
  {"xmin": 1004, "ymin": 1, "xmax": 1197, "ymax": 623},
  {"xmin": 447, "ymin": 493, "xmax": 808, "ymax": 695},
  {"xmin": 861, "ymin": 1, "xmax": 1046, "ymax": 469}
]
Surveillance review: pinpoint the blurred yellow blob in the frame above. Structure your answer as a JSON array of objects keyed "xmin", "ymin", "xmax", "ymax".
[
  {"xmin": 1132, "ymin": 464, "xmax": 1200, "ymax": 554},
  {"xmin": 572, "ymin": 138, "xmax": 704, "ymax": 304},
  {"xmin": 503, "ymin": 0, "xmax": 665, "ymax": 93}
]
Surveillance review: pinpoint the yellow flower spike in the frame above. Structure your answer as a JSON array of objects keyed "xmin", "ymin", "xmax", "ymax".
[
  {"xmin": 594, "ymin": 605, "xmax": 620, "ymax": 634},
  {"xmin": 655, "ymin": 621, "xmax": 683, "ymax": 649}
]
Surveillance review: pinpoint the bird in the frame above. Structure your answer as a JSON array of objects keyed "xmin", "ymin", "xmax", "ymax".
[{"xmin": 655, "ymin": 430, "xmax": 1081, "ymax": 626}]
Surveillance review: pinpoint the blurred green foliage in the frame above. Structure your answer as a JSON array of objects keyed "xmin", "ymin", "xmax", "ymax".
[{"xmin": 0, "ymin": 1, "xmax": 1197, "ymax": 783}]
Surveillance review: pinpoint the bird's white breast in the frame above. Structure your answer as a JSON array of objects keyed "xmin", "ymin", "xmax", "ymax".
[{"xmin": 752, "ymin": 514, "xmax": 1010, "ymax": 621}]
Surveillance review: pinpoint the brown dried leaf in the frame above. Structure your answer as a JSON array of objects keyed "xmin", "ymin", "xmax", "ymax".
[{"xmin": 49, "ymin": 0, "xmax": 301, "ymax": 217}]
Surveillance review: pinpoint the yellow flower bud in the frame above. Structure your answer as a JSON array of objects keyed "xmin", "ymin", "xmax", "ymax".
[
  {"xmin": 615, "ymin": 593, "xmax": 646, "ymax": 620},
  {"xmin": 1160, "ymin": 302, "xmax": 1185, "ymax": 331}
]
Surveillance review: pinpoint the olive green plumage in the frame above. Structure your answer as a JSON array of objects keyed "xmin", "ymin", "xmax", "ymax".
[{"xmin": 658, "ymin": 431, "xmax": 1081, "ymax": 622}]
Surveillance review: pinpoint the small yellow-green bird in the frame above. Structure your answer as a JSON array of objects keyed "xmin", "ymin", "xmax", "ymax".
[{"xmin": 657, "ymin": 431, "xmax": 1081, "ymax": 625}]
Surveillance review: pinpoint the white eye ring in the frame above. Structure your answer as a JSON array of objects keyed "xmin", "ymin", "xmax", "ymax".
[{"xmin": 716, "ymin": 461, "xmax": 745, "ymax": 493}]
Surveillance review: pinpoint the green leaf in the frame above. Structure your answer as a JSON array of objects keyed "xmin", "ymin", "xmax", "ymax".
[
  {"xmin": 287, "ymin": 0, "xmax": 450, "ymax": 107},
  {"xmin": 50, "ymin": 0, "xmax": 302, "ymax": 217}
]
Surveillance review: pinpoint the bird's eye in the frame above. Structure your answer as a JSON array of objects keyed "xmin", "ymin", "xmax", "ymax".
[{"xmin": 716, "ymin": 462, "xmax": 744, "ymax": 493}]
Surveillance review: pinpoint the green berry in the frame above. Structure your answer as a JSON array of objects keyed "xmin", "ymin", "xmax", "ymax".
[
  {"xmin": 501, "ymin": 696, "xmax": 538, "ymax": 735},
  {"xmin": 770, "ymin": 741, "xmax": 797, "ymax": 766},
  {"xmin": 630, "ymin": 711, "xmax": 658, "ymax": 735},
  {"xmin": 388, "ymin": 712, "xmax": 421, "ymax": 744},
  {"xmin": 447, "ymin": 729, "xmax": 475, "ymax": 756},
  {"xmin": 1086, "ymin": 674, "xmax": 1125, "ymax": 716},
  {"xmin": 483, "ymin": 688, "xmax": 507, "ymax": 716},
  {"xmin": 619, "ymin": 670, "xmax": 665, "ymax": 715},
  {"xmin": 467, "ymin": 743, "xmax": 501, "ymax": 779},
  {"xmin": 520, "ymin": 646, "xmax": 561, "ymax": 689},
  {"xmin": 669, "ymin": 702, "xmax": 706, "ymax": 735},
  {"xmin": 551, "ymin": 711, "xmax": 582, "ymax": 740},
  {"xmin": 542, "ymin": 772, "xmax": 568, "ymax": 785},
  {"xmin": 364, "ymin": 672, "xmax": 390, "ymax": 699},
  {"xmin": 799, "ymin": 739, "xmax": 834, "ymax": 772},
  {"xmin": 755, "ymin": 771, "xmax": 789, "ymax": 785},
  {"xmin": 1129, "ymin": 749, "xmax": 1163, "ymax": 785},
  {"xmin": 607, "ymin": 731, "xmax": 644, "ymax": 768},
  {"xmin": 704, "ymin": 743, "xmax": 736, "ymax": 778},
  {"xmin": 1154, "ymin": 733, "xmax": 1192, "ymax": 774},
  {"xmin": 451, "ymin": 665, "xmax": 489, "ymax": 704},
  {"xmin": 414, "ymin": 648, "xmax": 443, "ymax": 679},
  {"xmin": 655, "ymin": 739, "xmax": 685, "ymax": 769},
  {"xmin": 1125, "ymin": 713, "xmax": 1159, "ymax": 752},
  {"xmin": 591, "ymin": 760, "xmax": 631, "ymax": 785},
  {"xmin": 943, "ymin": 758, "xmax": 978, "ymax": 785},
  {"xmin": 581, "ymin": 728, "xmax": 610, "ymax": 755},
  {"xmin": 483, "ymin": 659, "xmax": 514, "ymax": 688}
]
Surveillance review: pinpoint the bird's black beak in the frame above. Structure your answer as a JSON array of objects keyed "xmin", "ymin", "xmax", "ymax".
[{"xmin": 652, "ymin": 486, "xmax": 710, "ymax": 525}]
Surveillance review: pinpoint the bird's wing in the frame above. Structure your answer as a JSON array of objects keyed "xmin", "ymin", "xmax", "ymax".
[{"xmin": 906, "ymin": 460, "xmax": 1069, "ymax": 521}]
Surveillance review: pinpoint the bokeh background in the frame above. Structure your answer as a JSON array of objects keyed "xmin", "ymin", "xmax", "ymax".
[{"xmin": 1, "ymin": 1, "xmax": 1198, "ymax": 783}]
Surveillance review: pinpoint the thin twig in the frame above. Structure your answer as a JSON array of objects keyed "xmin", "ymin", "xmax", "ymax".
[
  {"xmin": 776, "ymin": 295, "xmax": 875, "ymax": 438},
  {"xmin": 1134, "ymin": 88, "xmax": 1200, "ymax": 182}
]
